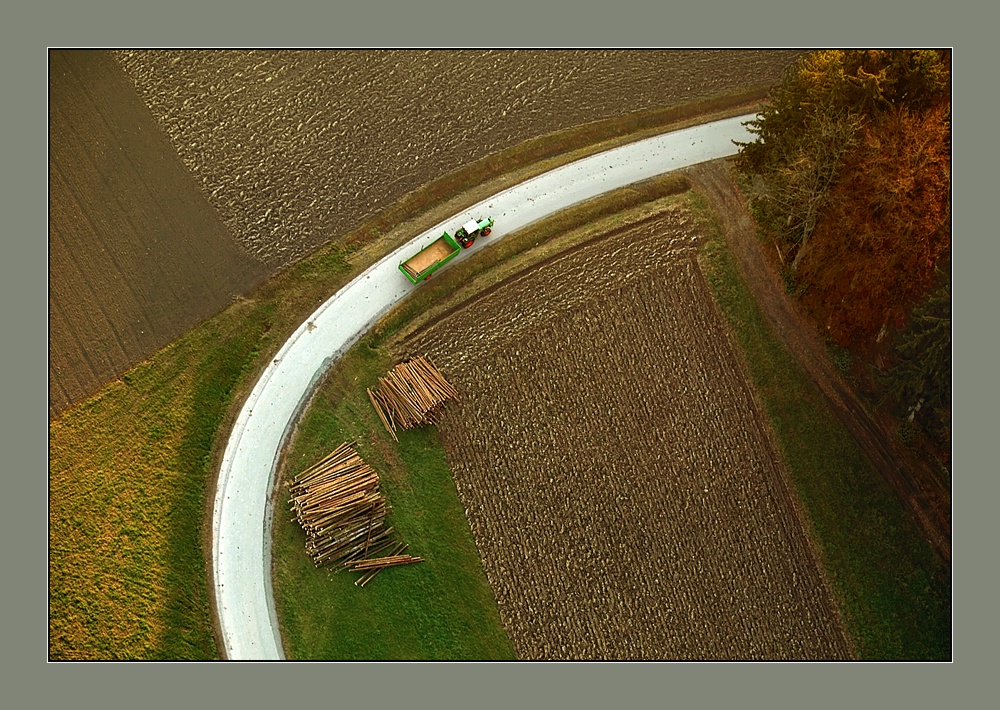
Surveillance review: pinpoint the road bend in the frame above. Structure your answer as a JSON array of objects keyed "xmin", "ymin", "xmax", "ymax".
[{"xmin": 211, "ymin": 114, "xmax": 755, "ymax": 659}]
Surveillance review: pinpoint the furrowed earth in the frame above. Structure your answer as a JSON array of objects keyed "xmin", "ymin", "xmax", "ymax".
[{"xmin": 392, "ymin": 200, "xmax": 853, "ymax": 660}]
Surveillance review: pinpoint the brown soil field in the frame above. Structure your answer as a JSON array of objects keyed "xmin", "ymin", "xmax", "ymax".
[
  {"xmin": 50, "ymin": 49, "xmax": 801, "ymax": 417},
  {"xmin": 394, "ymin": 202, "xmax": 853, "ymax": 660},
  {"xmin": 48, "ymin": 50, "xmax": 270, "ymax": 418},
  {"xmin": 112, "ymin": 50, "xmax": 801, "ymax": 268}
]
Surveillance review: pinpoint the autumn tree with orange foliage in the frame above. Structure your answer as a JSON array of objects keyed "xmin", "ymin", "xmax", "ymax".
[
  {"xmin": 797, "ymin": 103, "xmax": 951, "ymax": 346},
  {"xmin": 737, "ymin": 49, "xmax": 950, "ymax": 345},
  {"xmin": 735, "ymin": 49, "xmax": 951, "ymax": 445}
]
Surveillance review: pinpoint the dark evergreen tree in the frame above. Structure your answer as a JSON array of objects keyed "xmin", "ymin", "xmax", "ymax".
[{"xmin": 887, "ymin": 274, "xmax": 951, "ymax": 438}]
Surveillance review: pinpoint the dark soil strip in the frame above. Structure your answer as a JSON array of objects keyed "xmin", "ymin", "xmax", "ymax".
[{"xmin": 48, "ymin": 50, "xmax": 270, "ymax": 418}]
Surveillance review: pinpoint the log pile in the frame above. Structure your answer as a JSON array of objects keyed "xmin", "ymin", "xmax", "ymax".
[
  {"xmin": 367, "ymin": 356, "xmax": 459, "ymax": 441},
  {"xmin": 288, "ymin": 442, "xmax": 422, "ymax": 585}
]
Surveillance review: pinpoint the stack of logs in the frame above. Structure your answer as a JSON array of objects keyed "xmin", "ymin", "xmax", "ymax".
[
  {"xmin": 288, "ymin": 442, "xmax": 423, "ymax": 586},
  {"xmin": 367, "ymin": 356, "xmax": 459, "ymax": 441}
]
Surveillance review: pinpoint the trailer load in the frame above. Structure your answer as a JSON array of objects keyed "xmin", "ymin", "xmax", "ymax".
[{"xmin": 398, "ymin": 216, "xmax": 494, "ymax": 284}]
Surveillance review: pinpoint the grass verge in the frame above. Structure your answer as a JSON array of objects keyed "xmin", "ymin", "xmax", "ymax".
[
  {"xmin": 271, "ymin": 342, "xmax": 514, "ymax": 660},
  {"xmin": 696, "ymin": 204, "xmax": 951, "ymax": 660}
]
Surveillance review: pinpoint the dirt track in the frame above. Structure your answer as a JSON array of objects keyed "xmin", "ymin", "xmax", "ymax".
[
  {"xmin": 684, "ymin": 161, "xmax": 952, "ymax": 567},
  {"xmin": 398, "ymin": 204, "xmax": 853, "ymax": 660}
]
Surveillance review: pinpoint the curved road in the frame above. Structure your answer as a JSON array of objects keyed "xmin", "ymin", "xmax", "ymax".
[{"xmin": 211, "ymin": 114, "xmax": 756, "ymax": 659}]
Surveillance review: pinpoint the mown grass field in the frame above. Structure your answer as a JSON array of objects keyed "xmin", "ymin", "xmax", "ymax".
[{"xmin": 697, "ymin": 204, "xmax": 951, "ymax": 660}]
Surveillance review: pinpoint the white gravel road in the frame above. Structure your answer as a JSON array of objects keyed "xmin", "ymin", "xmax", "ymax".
[{"xmin": 211, "ymin": 114, "xmax": 755, "ymax": 660}]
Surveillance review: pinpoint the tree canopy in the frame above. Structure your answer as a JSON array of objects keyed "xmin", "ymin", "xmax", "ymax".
[
  {"xmin": 886, "ymin": 272, "xmax": 951, "ymax": 438},
  {"xmin": 735, "ymin": 49, "xmax": 951, "ymax": 348}
]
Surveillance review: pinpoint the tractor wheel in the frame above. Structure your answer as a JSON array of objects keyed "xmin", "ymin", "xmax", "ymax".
[
  {"xmin": 466, "ymin": 238, "xmax": 475, "ymax": 248},
  {"xmin": 482, "ymin": 228, "xmax": 491, "ymax": 237}
]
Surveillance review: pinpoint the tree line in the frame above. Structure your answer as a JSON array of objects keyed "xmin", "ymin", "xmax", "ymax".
[{"xmin": 735, "ymin": 49, "xmax": 951, "ymax": 445}]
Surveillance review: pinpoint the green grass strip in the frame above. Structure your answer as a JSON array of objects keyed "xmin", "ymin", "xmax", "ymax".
[
  {"xmin": 49, "ymin": 299, "xmax": 277, "ymax": 659},
  {"xmin": 49, "ymin": 247, "xmax": 353, "ymax": 660}
]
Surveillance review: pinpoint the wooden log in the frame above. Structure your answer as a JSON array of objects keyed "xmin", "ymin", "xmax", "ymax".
[
  {"xmin": 356, "ymin": 543, "xmax": 409, "ymax": 586},
  {"xmin": 304, "ymin": 501, "xmax": 383, "ymax": 536},
  {"xmin": 347, "ymin": 553, "xmax": 424, "ymax": 568},
  {"xmin": 302, "ymin": 499, "xmax": 386, "ymax": 530},
  {"xmin": 312, "ymin": 532, "xmax": 395, "ymax": 568},
  {"xmin": 291, "ymin": 443, "xmax": 358, "ymax": 486},
  {"xmin": 368, "ymin": 387, "xmax": 397, "ymax": 441},
  {"xmin": 291, "ymin": 468, "xmax": 367, "ymax": 499},
  {"xmin": 294, "ymin": 473, "xmax": 379, "ymax": 507},
  {"xmin": 362, "ymin": 501, "xmax": 378, "ymax": 557},
  {"xmin": 295, "ymin": 442, "xmax": 354, "ymax": 476},
  {"xmin": 369, "ymin": 356, "xmax": 458, "ymax": 430},
  {"xmin": 293, "ymin": 473, "xmax": 377, "ymax": 505},
  {"xmin": 347, "ymin": 555, "xmax": 424, "ymax": 571},
  {"xmin": 289, "ymin": 441, "xmax": 414, "ymax": 574},
  {"xmin": 372, "ymin": 386, "xmax": 400, "ymax": 435},
  {"xmin": 328, "ymin": 528, "xmax": 396, "ymax": 568},
  {"xmin": 307, "ymin": 508, "xmax": 386, "ymax": 541}
]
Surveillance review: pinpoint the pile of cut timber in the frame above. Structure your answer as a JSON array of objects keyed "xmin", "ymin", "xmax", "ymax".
[
  {"xmin": 288, "ymin": 442, "xmax": 423, "ymax": 586},
  {"xmin": 367, "ymin": 355, "xmax": 459, "ymax": 441}
]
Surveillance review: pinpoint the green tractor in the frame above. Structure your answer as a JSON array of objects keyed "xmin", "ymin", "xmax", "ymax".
[{"xmin": 454, "ymin": 216, "xmax": 494, "ymax": 248}]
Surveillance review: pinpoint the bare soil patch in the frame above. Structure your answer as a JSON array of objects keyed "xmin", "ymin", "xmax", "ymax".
[{"xmin": 395, "ymin": 202, "xmax": 852, "ymax": 659}]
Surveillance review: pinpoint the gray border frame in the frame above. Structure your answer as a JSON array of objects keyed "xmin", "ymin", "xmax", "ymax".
[{"xmin": 24, "ymin": 0, "xmax": 991, "ymax": 707}]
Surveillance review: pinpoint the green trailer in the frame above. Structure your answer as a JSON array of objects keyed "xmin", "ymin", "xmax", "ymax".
[
  {"xmin": 398, "ymin": 216, "xmax": 494, "ymax": 284},
  {"xmin": 398, "ymin": 232, "xmax": 463, "ymax": 284}
]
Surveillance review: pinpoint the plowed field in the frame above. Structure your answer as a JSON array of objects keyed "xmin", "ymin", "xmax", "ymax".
[
  {"xmin": 48, "ymin": 50, "xmax": 269, "ymax": 417},
  {"xmin": 397, "ymin": 203, "xmax": 853, "ymax": 659},
  {"xmin": 112, "ymin": 50, "xmax": 801, "ymax": 268}
]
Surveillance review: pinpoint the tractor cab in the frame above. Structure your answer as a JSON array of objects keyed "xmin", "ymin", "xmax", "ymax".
[{"xmin": 454, "ymin": 216, "xmax": 494, "ymax": 248}]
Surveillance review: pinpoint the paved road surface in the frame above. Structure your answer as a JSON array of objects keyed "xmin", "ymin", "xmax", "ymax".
[{"xmin": 211, "ymin": 114, "xmax": 755, "ymax": 659}]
